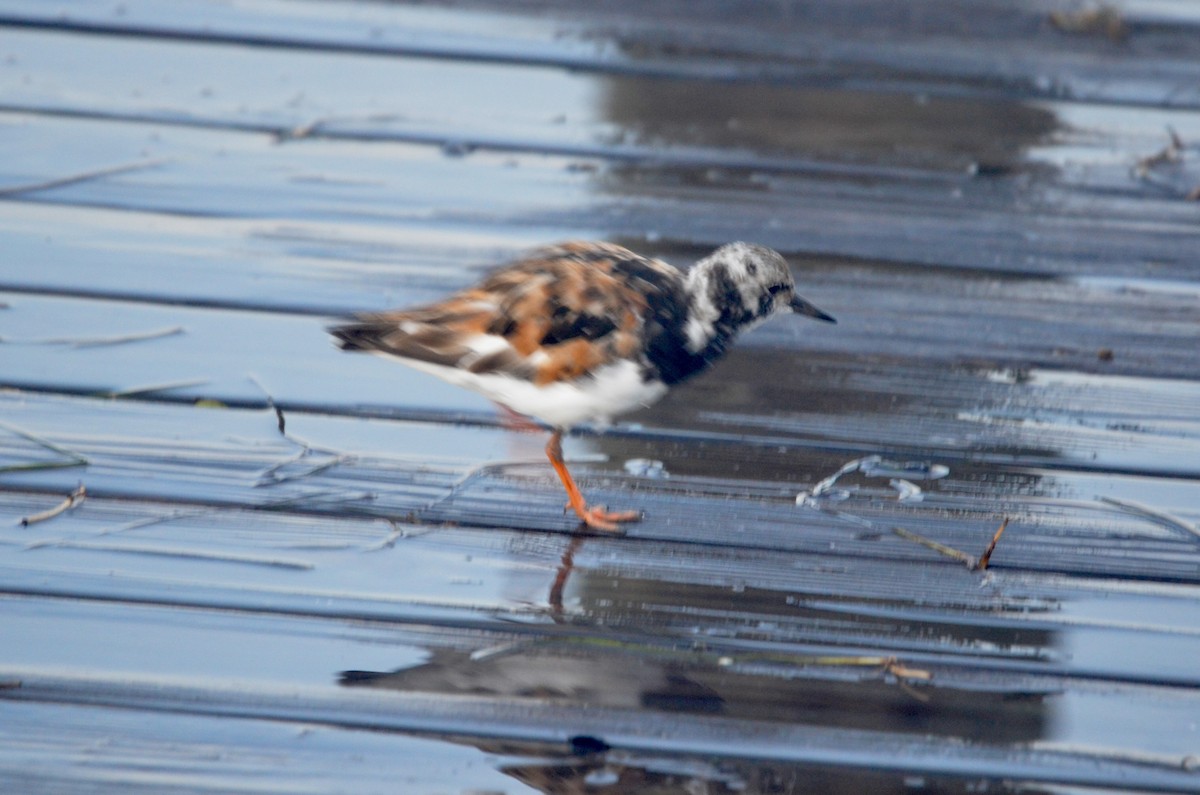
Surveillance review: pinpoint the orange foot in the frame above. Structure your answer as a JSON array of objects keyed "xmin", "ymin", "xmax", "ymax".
[
  {"xmin": 545, "ymin": 429, "xmax": 643, "ymax": 533},
  {"xmin": 570, "ymin": 504, "xmax": 642, "ymax": 533}
]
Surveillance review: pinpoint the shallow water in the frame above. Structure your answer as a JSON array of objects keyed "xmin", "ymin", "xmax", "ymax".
[{"xmin": 2, "ymin": 1, "xmax": 1200, "ymax": 793}]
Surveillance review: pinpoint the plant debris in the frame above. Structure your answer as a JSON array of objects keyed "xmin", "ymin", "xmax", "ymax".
[
  {"xmin": 1049, "ymin": 5, "xmax": 1128, "ymax": 42},
  {"xmin": 893, "ymin": 517, "xmax": 1010, "ymax": 571},
  {"xmin": 20, "ymin": 483, "xmax": 86, "ymax": 527},
  {"xmin": 0, "ymin": 421, "xmax": 88, "ymax": 473}
]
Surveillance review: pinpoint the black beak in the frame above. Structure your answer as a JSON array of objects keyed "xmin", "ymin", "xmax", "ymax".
[{"xmin": 788, "ymin": 294, "xmax": 836, "ymax": 324}]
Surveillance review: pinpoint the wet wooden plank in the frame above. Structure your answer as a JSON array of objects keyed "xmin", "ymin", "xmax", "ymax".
[
  {"xmin": 5, "ymin": 498, "xmax": 1197, "ymax": 669},
  {"xmin": 4, "ymin": 666, "xmax": 1200, "ymax": 793},
  {"xmin": 5, "ymin": 0, "xmax": 1200, "ymax": 109},
  {"xmin": 3, "ymin": 390, "xmax": 1198, "ymax": 589},
  {"xmin": 0, "ymin": 699, "xmax": 523, "ymax": 795},
  {"xmin": 3, "ymin": 292, "xmax": 1197, "ymax": 479},
  {"xmin": 4, "ymin": 485, "xmax": 1200, "ymax": 788},
  {"xmin": 3, "ymin": 1, "xmax": 1200, "ymax": 792},
  {"xmin": 5, "ymin": 521, "xmax": 1200, "ymax": 780},
  {"xmin": 2, "ymin": 16, "xmax": 1200, "ymax": 278},
  {"xmin": 3, "ymin": 108, "xmax": 1199, "ymax": 282}
]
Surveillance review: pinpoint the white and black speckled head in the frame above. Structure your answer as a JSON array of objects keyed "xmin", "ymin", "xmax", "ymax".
[{"xmin": 682, "ymin": 242, "xmax": 834, "ymax": 353}]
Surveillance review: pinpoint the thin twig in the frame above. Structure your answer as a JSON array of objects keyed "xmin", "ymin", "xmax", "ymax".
[
  {"xmin": 19, "ymin": 484, "xmax": 86, "ymax": 527},
  {"xmin": 885, "ymin": 657, "xmax": 933, "ymax": 682},
  {"xmin": 247, "ymin": 374, "xmax": 359, "ymax": 487},
  {"xmin": 893, "ymin": 518, "xmax": 1010, "ymax": 571},
  {"xmin": 254, "ymin": 448, "xmax": 308, "ymax": 483},
  {"xmin": 251, "ymin": 375, "xmax": 287, "ymax": 435},
  {"xmin": 247, "ymin": 373, "xmax": 290, "ymax": 437},
  {"xmin": 422, "ymin": 456, "xmax": 558, "ymax": 513},
  {"xmin": 360, "ymin": 519, "xmax": 408, "ymax": 552},
  {"xmin": 249, "ymin": 372, "xmax": 340, "ymax": 478},
  {"xmin": 975, "ymin": 517, "xmax": 1010, "ymax": 570},
  {"xmin": 73, "ymin": 325, "xmax": 184, "ymax": 348},
  {"xmin": 0, "ymin": 157, "xmax": 170, "ymax": 197}
]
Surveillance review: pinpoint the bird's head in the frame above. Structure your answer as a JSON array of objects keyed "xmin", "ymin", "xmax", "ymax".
[{"xmin": 686, "ymin": 242, "xmax": 835, "ymax": 345}]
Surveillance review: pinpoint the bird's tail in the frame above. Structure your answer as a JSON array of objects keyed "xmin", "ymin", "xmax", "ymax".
[{"xmin": 327, "ymin": 320, "xmax": 379, "ymax": 352}]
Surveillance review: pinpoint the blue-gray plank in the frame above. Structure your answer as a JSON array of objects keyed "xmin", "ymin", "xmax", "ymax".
[{"xmin": 2, "ymin": 1, "xmax": 1199, "ymax": 792}]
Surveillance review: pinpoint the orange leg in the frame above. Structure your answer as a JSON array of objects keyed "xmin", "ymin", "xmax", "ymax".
[
  {"xmin": 545, "ymin": 429, "xmax": 641, "ymax": 532},
  {"xmin": 494, "ymin": 403, "xmax": 543, "ymax": 434}
]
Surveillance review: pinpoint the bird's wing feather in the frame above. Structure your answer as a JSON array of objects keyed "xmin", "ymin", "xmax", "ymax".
[{"xmin": 329, "ymin": 242, "xmax": 685, "ymax": 386}]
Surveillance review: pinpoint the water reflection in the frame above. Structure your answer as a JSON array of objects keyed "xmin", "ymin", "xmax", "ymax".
[
  {"xmin": 494, "ymin": 750, "xmax": 1064, "ymax": 795},
  {"xmin": 341, "ymin": 628, "xmax": 1055, "ymax": 793},
  {"xmin": 339, "ymin": 521, "xmax": 1066, "ymax": 793},
  {"xmin": 602, "ymin": 80, "xmax": 1057, "ymax": 174},
  {"xmin": 347, "ymin": 557, "xmax": 1055, "ymax": 742},
  {"xmin": 548, "ymin": 534, "xmax": 585, "ymax": 619}
]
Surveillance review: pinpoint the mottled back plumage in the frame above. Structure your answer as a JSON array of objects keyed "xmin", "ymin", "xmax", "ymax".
[{"xmin": 333, "ymin": 242, "xmax": 682, "ymax": 389}]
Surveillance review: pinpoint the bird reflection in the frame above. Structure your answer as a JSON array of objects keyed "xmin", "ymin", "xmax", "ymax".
[{"xmin": 549, "ymin": 534, "xmax": 586, "ymax": 620}]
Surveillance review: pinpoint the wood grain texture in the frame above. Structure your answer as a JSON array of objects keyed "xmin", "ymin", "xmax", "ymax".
[{"xmin": 1, "ymin": 1, "xmax": 1199, "ymax": 792}]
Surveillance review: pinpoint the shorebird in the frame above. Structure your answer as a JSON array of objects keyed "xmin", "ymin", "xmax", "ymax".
[{"xmin": 330, "ymin": 241, "xmax": 834, "ymax": 531}]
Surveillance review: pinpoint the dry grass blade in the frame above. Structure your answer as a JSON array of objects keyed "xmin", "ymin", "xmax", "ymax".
[
  {"xmin": 1134, "ymin": 127, "xmax": 1187, "ymax": 178},
  {"xmin": 0, "ymin": 420, "xmax": 89, "ymax": 473},
  {"xmin": 256, "ymin": 454, "xmax": 349, "ymax": 486},
  {"xmin": 1100, "ymin": 496, "xmax": 1200, "ymax": 541},
  {"xmin": 97, "ymin": 508, "xmax": 212, "ymax": 537},
  {"xmin": 247, "ymin": 373, "xmax": 287, "ymax": 435},
  {"xmin": 885, "ymin": 658, "xmax": 932, "ymax": 682},
  {"xmin": 20, "ymin": 484, "xmax": 86, "ymax": 527},
  {"xmin": 359, "ymin": 519, "xmax": 408, "ymax": 552},
  {"xmin": 718, "ymin": 651, "xmax": 931, "ymax": 683},
  {"xmin": 892, "ymin": 526, "xmax": 976, "ymax": 566},
  {"xmin": 1048, "ymin": 5, "xmax": 1128, "ymax": 42},
  {"xmin": 70, "ymin": 325, "xmax": 185, "ymax": 348},
  {"xmin": 3, "ymin": 325, "xmax": 185, "ymax": 348},
  {"xmin": 23, "ymin": 539, "xmax": 314, "ymax": 570},
  {"xmin": 108, "ymin": 377, "xmax": 210, "ymax": 398}
]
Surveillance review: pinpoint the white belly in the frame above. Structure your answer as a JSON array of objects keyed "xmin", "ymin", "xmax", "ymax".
[{"xmin": 383, "ymin": 355, "xmax": 669, "ymax": 427}]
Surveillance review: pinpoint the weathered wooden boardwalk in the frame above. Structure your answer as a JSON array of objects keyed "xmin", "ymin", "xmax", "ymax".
[{"xmin": 2, "ymin": 2, "xmax": 1199, "ymax": 792}]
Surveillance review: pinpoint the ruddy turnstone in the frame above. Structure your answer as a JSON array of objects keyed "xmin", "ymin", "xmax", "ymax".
[{"xmin": 330, "ymin": 241, "xmax": 834, "ymax": 531}]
